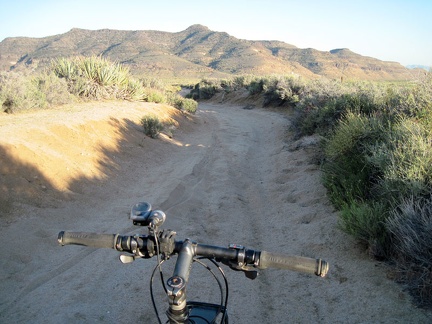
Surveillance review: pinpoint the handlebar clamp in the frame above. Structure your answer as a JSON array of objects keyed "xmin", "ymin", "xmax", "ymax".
[
  {"xmin": 158, "ymin": 230, "xmax": 177, "ymax": 258},
  {"xmin": 226, "ymin": 243, "xmax": 258, "ymax": 280}
]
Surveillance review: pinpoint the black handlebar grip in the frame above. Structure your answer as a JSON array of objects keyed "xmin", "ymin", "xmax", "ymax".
[
  {"xmin": 58, "ymin": 231, "xmax": 118, "ymax": 249},
  {"xmin": 257, "ymin": 251, "xmax": 329, "ymax": 277}
]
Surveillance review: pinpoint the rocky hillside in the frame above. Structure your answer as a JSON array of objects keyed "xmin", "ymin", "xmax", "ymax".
[{"xmin": 0, "ymin": 24, "xmax": 416, "ymax": 80}]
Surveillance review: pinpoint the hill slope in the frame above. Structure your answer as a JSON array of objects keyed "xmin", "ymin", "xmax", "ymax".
[{"xmin": 0, "ymin": 24, "xmax": 415, "ymax": 80}]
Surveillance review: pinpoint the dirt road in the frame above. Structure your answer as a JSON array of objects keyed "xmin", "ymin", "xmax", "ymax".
[{"xmin": 0, "ymin": 102, "xmax": 430, "ymax": 323}]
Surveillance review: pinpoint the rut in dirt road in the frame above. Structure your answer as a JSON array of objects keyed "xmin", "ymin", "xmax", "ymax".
[{"xmin": 0, "ymin": 103, "xmax": 430, "ymax": 323}]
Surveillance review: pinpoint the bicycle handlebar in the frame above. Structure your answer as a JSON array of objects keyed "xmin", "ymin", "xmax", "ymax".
[
  {"xmin": 58, "ymin": 231, "xmax": 328, "ymax": 277},
  {"xmin": 257, "ymin": 251, "xmax": 328, "ymax": 276},
  {"xmin": 58, "ymin": 232, "xmax": 118, "ymax": 248}
]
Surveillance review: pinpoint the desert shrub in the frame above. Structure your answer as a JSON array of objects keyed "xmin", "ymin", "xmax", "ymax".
[
  {"xmin": 174, "ymin": 97, "xmax": 198, "ymax": 114},
  {"xmin": 52, "ymin": 56, "xmax": 143, "ymax": 100},
  {"xmin": 141, "ymin": 115, "xmax": 164, "ymax": 138},
  {"xmin": 322, "ymin": 112, "xmax": 395, "ymax": 257},
  {"xmin": 34, "ymin": 72, "xmax": 76, "ymax": 106},
  {"xmin": 126, "ymin": 79, "xmax": 147, "ymax": 101},
  {"xmin": 410, "ymin": 73, "xmax": 432, "ymax": 126},
  {"xmin": 226, "ymin": 75, "xmax": 256, "ymax": 91},
  {"xmin": 0, "ymin": 71, "xmax": 39, "ymax": 112},
  {"xmin": 293, "ymin": 74, "xmax": 432, "ymax": 138},
  {"xmin": 0, "ymin": 71, "xmax": 73, "ymax": 113},
  {"xmin": 165, "ymin": 93, "xmax": 197, "ymax": 113},
  {"xmin": 293, "ymin": 81, "xmax": 393, "ymax": 137},
  {"xmin": 247, "ymin": 78, "xmax": 264, "ymax": 95},
  {"xmin": 260, "ymin": 76, "xmax": 304, "ymax": 107},
  {"xmin": 320, "ymin": 77, "xmax": 432, "ymax": 273},
  {"xmin": 140, "ymin": 77, "xmax": 166, "ymax": 91},
  {"xmin": 387, "ymin": 196, "xmax": 432, "ymax": 308},
  {"xmin": 292, "ymin": 73, "xmax": 432, "ymax": 305},
  {"xmin": 366, "ymin": 118, "xmax": 432, "ymax": 203},
  {"xmin": 339, "ymin": 200, "xmax": 389, "ymax": 257},
  {"xmin": 323, "ymin": 112, "xmax": 387, "ymax": 205},
  {"xmin": 191, "ymin": 79, "xmax": 224, "ymax": 99},
  {"xmin": 144, "ymin": 88, "xmax": 166, "ymax": 103},
  {"xmin": 52, "ymin": 57, "xmax": 78, "ymax": 80}
]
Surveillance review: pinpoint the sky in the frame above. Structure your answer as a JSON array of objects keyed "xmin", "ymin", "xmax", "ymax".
[{"xmin": 0, "ymin": 0, "xmax": 431, "ymax": 67}]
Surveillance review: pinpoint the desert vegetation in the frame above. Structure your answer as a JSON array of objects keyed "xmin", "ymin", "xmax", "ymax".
[
  {"xmin": 140, "ymin": 114, "xmax": 164, "ymax": 139},
  {"xmin": 2, "ymin": 58, "xmax": 431, "ymax": 306},
  {"xmin": 192, "ymin": 73, "xmax": 432, "ymax": 307},
  {"xmin": 0, "ymin": 56, "xmax": 197, "ymax": 115}
]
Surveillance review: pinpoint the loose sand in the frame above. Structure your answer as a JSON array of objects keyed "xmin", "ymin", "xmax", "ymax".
[{"xmin": 0, "ymin": 100, "xmax": 430, "ymax": 323}]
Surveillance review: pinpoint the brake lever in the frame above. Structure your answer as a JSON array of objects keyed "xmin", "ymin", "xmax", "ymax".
[{"xmin": 219, "ymin": 259, "xmax": 259, "ymax": 280}]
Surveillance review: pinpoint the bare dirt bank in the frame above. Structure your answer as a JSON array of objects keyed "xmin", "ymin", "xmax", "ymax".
[{"xmin": 0, "ymin": 101, "xmax": 430, "ymax": 323}]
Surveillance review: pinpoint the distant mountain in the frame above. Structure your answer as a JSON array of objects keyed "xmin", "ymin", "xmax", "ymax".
[
  {"xmin": 0, "ymin": 24, "xmax": 417, "ymax": 81},
  {"xmin": 406, "ymin": 65, "xmax": 431, "ymax": 71}
]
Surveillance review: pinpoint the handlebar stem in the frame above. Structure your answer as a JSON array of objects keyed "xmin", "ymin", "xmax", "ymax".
[{"xmin": 166, "ymin": 239, "xmax": 196, "ymax": 322}]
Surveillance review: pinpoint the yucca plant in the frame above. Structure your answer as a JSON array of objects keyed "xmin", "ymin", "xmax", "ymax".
[
  {"xmin": 52, "ymin": 57, "xmax": 77, "ymax": 80},
  {"xmin": 126, "ymin": 79, "xmax": 147, "ymax": 101},
  {"xmin": 52, "ymin": 56, "xmax": 137, "ymax": 100}
]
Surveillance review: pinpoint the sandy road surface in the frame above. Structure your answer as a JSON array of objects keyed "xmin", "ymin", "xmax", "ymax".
[{"xmin": 0, "ymin": 102, "xmax": 431, "ymax": 323}]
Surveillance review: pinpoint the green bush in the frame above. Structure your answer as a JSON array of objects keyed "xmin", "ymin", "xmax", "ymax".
[
  {"xmin": 191, "ymin": 79, "xmax": 223, "ymax": 99},
  {"xmin": 141, "ymin": 115, "xmax": 164, "ymax": 138},
  {"xmin": 225, "ymin": 75, "xmax": 257, "ymax": 92},
  {"xmin": 339, "ymin": 201, "xmax": 389, "ymax": 257},
  {"xmin": 260, "ymin": 76, "xmax": 304, "ymax": 107},
  {"xmin": 308, "ymin": 73, "xmax": 432, "ymax": 306},
  {"xmin": 177, "ymin": 97, "xmax": 197, "ymax": 114},
  {"xmin": 367, "ymin": 118, "xmax": 432, "ymax": 202},
  {"xmin": 144, "ymin": 88, "xmax": 166, "ymax": 103},
  {"xmin": 247, "ymin": 78, "xmax": 264, "ymax": 95},
  {"xmin": 323, "ymin": 112, "xmax": 387, "ymax": 205}
]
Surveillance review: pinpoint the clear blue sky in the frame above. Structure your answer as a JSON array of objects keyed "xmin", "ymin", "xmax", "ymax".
[{"xmin": 0, "ymin": 0, "xmax": 431, "ymax": 66}]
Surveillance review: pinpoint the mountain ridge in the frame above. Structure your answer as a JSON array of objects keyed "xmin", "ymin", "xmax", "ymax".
[{"xmin": 0, "ymin": 24, "xmax": 416, "ymax": 80}]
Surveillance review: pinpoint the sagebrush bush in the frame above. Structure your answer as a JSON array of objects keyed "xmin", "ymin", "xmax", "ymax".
[
  {"xmin": 35, "ymin": 72, "xmax": 76, "ymax": 106},
  {"xmin": 191, "ymin": 79, "xmax": 223, "ymax": 99},
  {"xmin": 387, "ymin": 196, "xmax": 432, "ymax": 307},
  {"xmin": 309, "ymin": 73, "xmax": 432, "ymax": 306},
  {"xmin": 291, "ymin": 79, "xmax": 347, "ymax": 136},
  {"xmin": 141, "ymin": 115, "xmax": 164, "ymax": 138},
  {"xmin": 339, "ymin": 200, "xmax": 389, "ymax": 257},
  {"xmin": 144, "ymin": 88, "xmax": 166, "ymax": 103},
  {"xmin": 259, "ymin": 76, "xmax": 304, "ymax": 107},
  {"xmin": 247, "ymin": 78, "xmax": 264, "ymax": 95},
  {"xmin": 178, "ymin": 97, "xmax": 197, "ymax": 114},
  {"xmin": 224, "ymin": 75, "xmax": 257, "ymax": 92},
  {"xmin": 140, "ymin": 77, "xmax": 166, "ymax": 91},
  {"xmin": 0, "ymin": 71, "xmax": 73, "ymax": 113},
  {"xmin": 323, "ymin": 112, "xmax": 387, "ymax": 205},
  {"xmin": 367, "ymin": 118, "xmax": 432, "ymax": 203}
]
